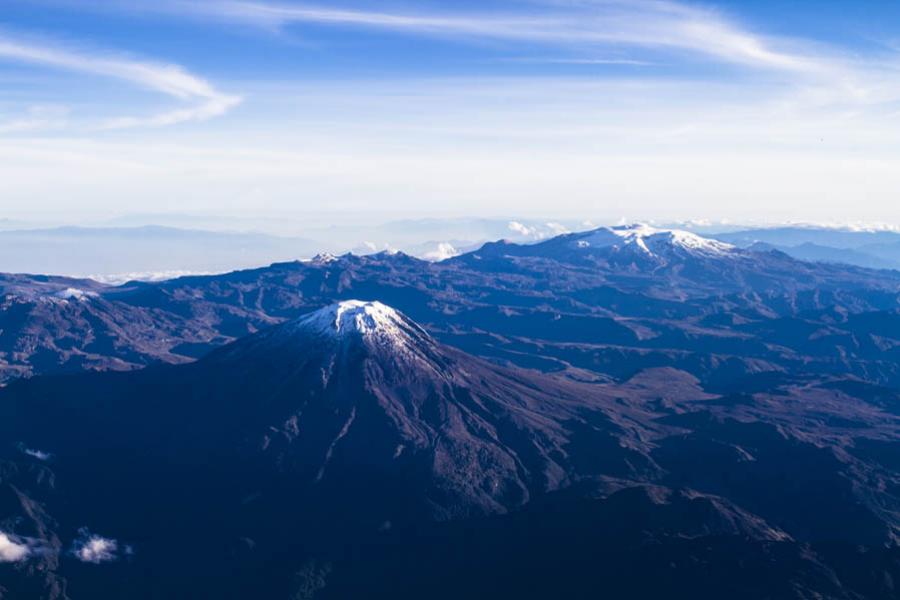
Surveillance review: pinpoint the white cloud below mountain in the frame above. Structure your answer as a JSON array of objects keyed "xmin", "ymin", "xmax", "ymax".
[
  {"xmin": 72, "ymin": 530, "xmax": 119, "ymax": 564},
  {"xmin": 0, "ymin": 532, "xmax": 32, "ymax": 563}
]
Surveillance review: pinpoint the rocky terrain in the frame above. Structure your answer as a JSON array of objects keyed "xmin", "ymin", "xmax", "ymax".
[{"xmin": 1, "ymin": 225, "xmax": 900, "ymax": 598}]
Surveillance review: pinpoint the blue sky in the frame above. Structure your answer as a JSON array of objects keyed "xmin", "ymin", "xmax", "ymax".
[{"xmin": 3, "ymin": 0, "xmax": 900, "ymax": 229}]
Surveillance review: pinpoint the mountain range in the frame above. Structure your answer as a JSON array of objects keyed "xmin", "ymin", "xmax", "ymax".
[
  {"xmin": 5, "ymin": 221, "xmax": 900, "ymax": 281},
  {"xmin": 2, "ymin": 224, "xmax": 900, "ymax": 598},
  {"xmin": 3, "ymin": 224, "xmax": 900, "ymax": 386},
  {"xmin": 713, "ymin": 226, "xmax": 900, "ymax": 270}
]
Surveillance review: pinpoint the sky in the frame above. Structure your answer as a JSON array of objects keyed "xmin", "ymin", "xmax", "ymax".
[{"xmin": 3, "ymin": 0, "xmax": 900, "ymax": 230}]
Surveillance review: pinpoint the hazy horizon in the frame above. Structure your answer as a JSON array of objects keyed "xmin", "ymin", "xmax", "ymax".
[{"xmin": 2, "ymin": 216, "xmax": 900, "ymax": 283}]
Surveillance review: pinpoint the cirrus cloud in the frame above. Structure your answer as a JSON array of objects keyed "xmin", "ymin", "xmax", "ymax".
[
  {"xmin": 0, "ymin": 33, "xmax": 241, "ymax": 130},
  {"xmin": 179, "ymin": 0, "xmax": 833, "ymax": 75},
  {"xmin": 21, "ymin": 0, "xmax": 841, "ymax": 76}
]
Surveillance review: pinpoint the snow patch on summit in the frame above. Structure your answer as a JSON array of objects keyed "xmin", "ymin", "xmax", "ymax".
[
  {"xmin": 294, "ymin": 301, "xmax": 411, "ymax": 341},
  {"xmin": 578, "ymin": 224, "xmax": 735, "ymax": 257},
  {"xmin": 307, "ymin": 253, "xmax": 339, "ymax": 265}
]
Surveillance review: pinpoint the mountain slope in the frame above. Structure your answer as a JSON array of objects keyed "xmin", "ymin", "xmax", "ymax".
[
  {"xmin": 199, "ymin": 300, "xmax": 651, "ymax": 519},
  {"xmin": 0, "ymin": 302, "xmax": 656, "ymax": 529},
  {"xmin": 2, "ymin": 302, "xmax": 900, "ymax": 597},
  {"xmin": 0, "ymin": 301, "xmax": 667, "ymax": 596}
]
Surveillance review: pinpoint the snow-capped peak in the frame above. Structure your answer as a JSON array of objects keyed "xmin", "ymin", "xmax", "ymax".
[
  {"xmin": 308, "ymin": 253, "xmax": 339, "ymax": 264},
  {"xmin": 208, "ymin": 300, "xmax": 441, "ymax": 374},
  {"xmin": 293, "ymin": 300, "xmax": 412, "ymax": 341},
  {"xmin": 579, "ymin": 224, "xmax": 735, "ymax": 257}
]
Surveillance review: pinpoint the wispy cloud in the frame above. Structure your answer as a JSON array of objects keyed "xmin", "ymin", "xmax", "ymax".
[
  {"xmin": 14, "ymin": 1, "xmax": 880, "ymax": 110},
  {"xmin": 184, "ymin": 0, "xmax": 831, "ymax": 75},
  {"xmin": 30, "ymin": 0, "xmax": 835, "ymax": 75},
  {"xmin": 20, "ymin": 444, "xmax": 53, "ymax": 461},
  {"xmin": 0, "ymin": 105, "xmax": 69, "ymax": 134},
  {"xmin": 501, "ymin": 57, "xmax": 657, "ymax": 66},
  {"xmin": 0, "ymin": 33, "xmax": 241, "ymax": 130}
]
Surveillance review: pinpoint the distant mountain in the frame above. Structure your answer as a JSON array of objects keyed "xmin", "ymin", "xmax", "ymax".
[
  {"xmin": 715, "ymin": 226, "xmax": 900, "ymax": 249},
  {"xmin": 2, "ymin": 302, "xmax": 900, "ymax": 597},
  {"xmin": 473, "ymin": 223, "xmax": 738, "ymax": 263},
  {"xmin": 715, "ymin": 226, "xmax": 900, "ymax": 270},
  {"xmin": 11, "ymin": 221, "xmax": 900, "ymax": 280},
  {"xmin": 454, "ymin": 223, "xmax": 900, "ymax": 297},
  {"xmin": 855, "ymin": 240, "xmax": 900, "ymax": 268},
  {"xmin": 748, "ymin": 241, "xmax": 900, "ymax": 269},
  {"xmin": 3, "ymin": 225, "xmax": 900, "ymax": 388}
]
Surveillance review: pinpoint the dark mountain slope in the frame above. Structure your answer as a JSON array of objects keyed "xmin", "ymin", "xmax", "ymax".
[
  {"xmin": 0, "ymin": 301, "xmax": 660, "ymax": 524},
  {"xmin": 1, "ymin": 302, "xmax": 900, "ymax": 597},
  {"xmin": 324, "ymin": 486, "xmax": 900, "ymax": 600},
  {"xmin": 0, "ymin": 302, "xmax": 668, "ymax": 598}
]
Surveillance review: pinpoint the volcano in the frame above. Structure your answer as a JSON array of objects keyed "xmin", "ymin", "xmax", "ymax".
[
  {"xmin": 195, "ymin": 299, "xmax": 649, "ymax": 520},
  {"xmin": 0, "ymin": 301, "xmax": 653, "ymax": 555},
  {"xmin": 2, "ymin": 301, "xmax": 900, "ymax": 598}
]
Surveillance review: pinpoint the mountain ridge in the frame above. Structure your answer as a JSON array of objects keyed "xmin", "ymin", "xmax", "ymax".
[{"xmin": 2, "ymin": 224, "xmax": 900, "ymax": 387}]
